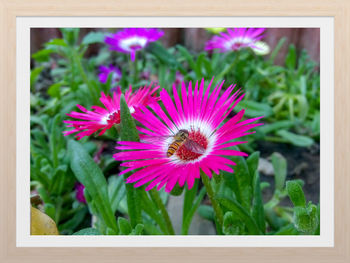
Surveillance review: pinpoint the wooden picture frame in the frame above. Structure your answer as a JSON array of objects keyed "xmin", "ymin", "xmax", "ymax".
[{"xmin": 1, "ymin": 0, "xmax": 349, "ymax": 262}]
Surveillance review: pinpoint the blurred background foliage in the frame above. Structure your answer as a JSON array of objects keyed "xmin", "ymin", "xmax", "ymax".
[{"xmin": 30, "ymin": 28, "xmax": 320, "ymax": 235}]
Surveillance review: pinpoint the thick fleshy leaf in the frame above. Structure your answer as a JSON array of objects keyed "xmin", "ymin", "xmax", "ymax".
[
  {"xmin": 82, "ymin": 31, "xmax": 105, "ymax": 45},
  {"xmin": 68, "ymin": 140, "xmax": 118, "ymax": 234},
  {"xmin": 277, "ymin": 129, "xmax": 314, "ymax": 147},
  {"xmin": 119, "ymin": 94, "xmax": 142, "ymax": 227},
  {"xmin": 235, "ymin": 100, "xmax": 273, "ymax": 118},
  {"xmin": 271, "ymin": 152, "xmax": 287, "ymax": 191},
  {"xmin": 252, "ymin": 173, "xmax": 265, "ymax": 233},
  {"xmin": 286, "ymin": 180, "xmax": 306, "ymax": 207},
  {"xmin": 216, "ymin": 197, "xmax": 261, "ymax": 235},
  {"xmin": 118, "ymin": 217, "xmax": 132, "ymax": 235}
]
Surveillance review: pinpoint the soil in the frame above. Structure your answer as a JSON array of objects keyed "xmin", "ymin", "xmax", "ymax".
[{"xmin": 257, "ymin": 140, "xmax": 320, "ymax": 205}]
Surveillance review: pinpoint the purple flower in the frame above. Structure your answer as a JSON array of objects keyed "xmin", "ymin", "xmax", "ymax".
[
  {"xmin": 205, "ymin": 28, "xmax": 265, "ymax": 52},
  {"xmin": 174, "ymin": 72, "xmax": 184, "ymax": 87},
  {"xmin": 98, "ymin": 64, "xmax": 122, "ymax": 84},
  {"xmin": 75, "ymin": 183, "xmax": 86, "ymax": 204},
  {"xmin": 104, "ymin": 28, "xmax": 164, "ymax": 61}
]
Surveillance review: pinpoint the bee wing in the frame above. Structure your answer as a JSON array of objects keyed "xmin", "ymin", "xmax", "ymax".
[
  {"xmin": 140, "ymin": 135, "xmax": 173, "ymax": 144},
  {"xmin": 183, "ymin": 139, "xmax": 206, "ymax": 154}
]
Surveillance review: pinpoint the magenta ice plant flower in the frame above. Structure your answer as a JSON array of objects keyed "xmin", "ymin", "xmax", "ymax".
[
  {"xmin": 75, "ymin": 183, "xmax": 86, "ymax": 204},
  {"xmin": 113, "ymin": 79, "xmax": 263, "ymax": 193},
  {"xmin": 104, "ymin": 28, "xmax": 164, "ymax": 61},
  {"xmin": 63, "ymin": 85, "xmax": 159, "ymax": 140},
  {"xmin": 205, "ymin": 28, "xmax": 265, "ymax": 52},
  {"xmin": 98, "ymin": 64, "xmax": 122, "ymax": 84}
]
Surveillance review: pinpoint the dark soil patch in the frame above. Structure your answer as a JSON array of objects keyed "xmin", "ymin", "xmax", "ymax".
[{"xmin": 257, "ymin": 141, "xmax": 320, "ymax": 206}]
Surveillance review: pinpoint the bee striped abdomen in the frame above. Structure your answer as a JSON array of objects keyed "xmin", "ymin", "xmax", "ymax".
[{"xmin": 167, "ymin": 140, "xmax": 183, "ymax": 157}]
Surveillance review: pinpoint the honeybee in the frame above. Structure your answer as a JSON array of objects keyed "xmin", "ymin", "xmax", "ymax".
[{"xmin": 166, "ymin": 129, "xmax": 205, "ymax": 157}]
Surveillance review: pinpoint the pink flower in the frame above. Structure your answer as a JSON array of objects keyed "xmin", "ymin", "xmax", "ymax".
[
  {"xmin": 104, "ymin": 28, "xmax": 164, "ymax": 61},
  {"xmin": 205, "ymin": 28, "xmax": 265, "ymax": 52},
  {"xmin": 113, "ymin": 79, "xmax": 263, "ymax": 193},
  {"xmin": 63, "ymin": 85, "xmax": 159, "ymax": 140},
  {"xmin": 98, "ymin": 64, "xmax": 122, "ymax": 84},
  {"xmin": 75, "ymin": 183, "xmax": 86, "ymax": 204}
]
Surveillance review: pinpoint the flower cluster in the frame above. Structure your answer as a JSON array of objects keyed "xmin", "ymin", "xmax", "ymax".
[{"xmin": 64, "ymin": 27, "xmax": 264, "ymax": 193}]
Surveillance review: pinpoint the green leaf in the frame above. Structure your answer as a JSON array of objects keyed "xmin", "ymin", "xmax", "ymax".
[
  {"xmin": 130, "ymin": 224, "xmax": 144, "ymax": 235},
  {"xmin": 138, "ymin": 190, "xmax": 168, "ymax": 234},
  {"xmin": 276, "ymin": 130, "xmax": 314, "ymax": 147},
  {"xmin": 183, "ymin": 179, "xmax": 199, "ymax": 224},
  {"xmin": 295, "ymin": 94, "xmax": 309, "ymax": 121},
  {"xmin": 45, "ymin": 38, "xmax": 67, "ymax": 47},
  {"xmin": 274, "ymin": 224, "xmax": 299, "ymax": 235},
  {"xmin": 223, "ymin": 211, "xmax": 245, "ymax": 235},
  {"xmin": 81, "ymin": 31, "xmax": 105, "ymax": 45},
  {"xmin": 47, "ymin": 83, "xmax": 62, "ymax": 98},
  {"xmin": 59, "ymin": 206, "xmax": 87, "ymax": 233},
  {"xmin": 68, "ymin": 140, "xmax": 118, "ymax": 234},
  {"xmin": 252, "ymin": 173, "xmax": 265, "ymax": 233},
  {"xmin": 198, "ymin": 205, "xmax": 214, "ymax": 221},
  {"xmin": 118, "ymin": 217, "xmax": 132, "ymax": 235},
  {"xmin": 269, "ymin": 37, "xmax": 286, "ymax": 63},
  {"xmin": 247, "ymin": 151, "xmax": 260, "ymax": 178},
  {"xmin": 222, "ymin": 146, "xmax": 252, "ymax": 210},
  {"xmin": 293, "ymin": 204, "xmax": 319, "ymax": 234},
  {"xmin": 181, "ymin": 187, "xmax": 206, "ymax": 235},
  {"xmin": 216, "ymin": 197, "xmax": 261, "ymax": 235},
  {"xmin": 147, "ymin": 42, "xmax": 185, "ymax": 73},
  {"xmin": 285, "ymin": 44, "xmax": 297, "ymax": 69},
  {"xmin": 120, "ymin": 94, "xmax": 140, "ymax": 142},
  {"xmin": 73, "ymin": 228, "xmax": 101, "ymax": 235},
  {"xmin": 257, "ymin": 120, "xmax": 294, "ymax": 135},
  {"xmin": 286, "ymin": 180, "xmax": 306, "ymax": 207},
  {"xmin": 30, "ymin": 66, "xmax": 44, "ymax": 88},
  {"xmin": 177, "ymin": 45, "xmax": 196, "ymax": 71},
  {"xmin": 32, "ymin": 49, "xmax": 54, "ymax": 62},
  {"xmin": 235, "ymin": 100, "xmax": 273, "ymax": 118},
  {"xmin": 60, "ymin": 28, "xmax": 80, "ymax": 46},
  {"xmin": 119, "ymin": 94, "xmax": 142, "ymax": 227},
  {"xmin": 108, "ymin": 176, "xmax": 126, "ymax": 214},
  {"xmin": 271, "ymin": 152, "xmax": 287, "ymax": 190}
]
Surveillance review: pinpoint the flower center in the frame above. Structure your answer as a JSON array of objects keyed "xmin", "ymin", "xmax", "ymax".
[
  {"xmin": 129, "ymin": 44, "xmax": 142, "ymax": 50},
  {"xmin": 231, "ymin": 42, "xmax": 244, "ymax": 50},
  {"xmin": 106, "ymin": 111, "xmax": 120, "ymax": 125},
  {"xmin": 176, "ymin": 130, "xmax": 208, "ymax": 161}
]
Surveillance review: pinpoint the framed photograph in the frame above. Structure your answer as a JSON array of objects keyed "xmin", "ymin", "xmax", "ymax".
[{"xmin": 1, "ymin": 0, "xmax": 349, "ymax": 262}]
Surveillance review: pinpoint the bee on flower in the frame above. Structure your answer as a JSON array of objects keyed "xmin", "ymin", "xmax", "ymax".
[{"xmin": 114, "ymin": 79, "xmax": 263, "ymax": 193}]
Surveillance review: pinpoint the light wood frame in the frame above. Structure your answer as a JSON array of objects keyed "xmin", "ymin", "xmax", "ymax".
[{"xmin": 1, "ymin": 0, "xmax": 349, "ymax": 262}]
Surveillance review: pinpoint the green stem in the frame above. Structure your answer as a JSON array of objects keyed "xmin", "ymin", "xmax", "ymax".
[
  {"xmin": 149, "ymin": 188, "xmax": 175, "ymax": 235},
  {"xmin": 200, "ymin": 171, "xmax": 224, "ymax": 229},
  {"xmin": 215, "ymin": 51, "xmax": 240, "ymax": 82},
  {"xmin": 133, "ymin": 53, "xmax": 139, "ymax": 84},
  {"xmin": 72, "ymin": 49, "xmax": 96, "ymax": 101},
  {"xmin": 123, "ymin": 176, "xmax": 142, "ymax": 228}
]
